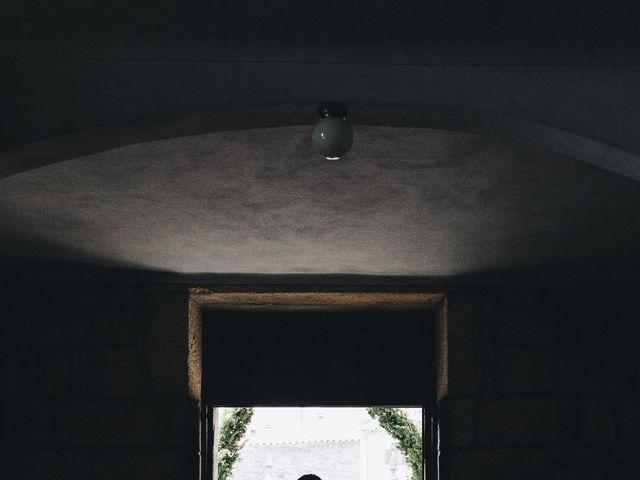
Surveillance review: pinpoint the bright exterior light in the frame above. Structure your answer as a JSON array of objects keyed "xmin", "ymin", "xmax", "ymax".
[{"xmin": 214, "ymin": 407, "xmax": 422, "ymax": 480}]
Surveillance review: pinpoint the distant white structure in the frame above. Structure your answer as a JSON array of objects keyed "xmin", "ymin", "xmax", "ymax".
[{"xmin": 219, "ymin": 407, "xmax": 420, "ymax": 480}]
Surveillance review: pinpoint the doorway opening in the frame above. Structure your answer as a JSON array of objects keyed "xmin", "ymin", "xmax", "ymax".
[{"xmin": 194, "ymin": 291, "xmax": 447, "ymax": 480}]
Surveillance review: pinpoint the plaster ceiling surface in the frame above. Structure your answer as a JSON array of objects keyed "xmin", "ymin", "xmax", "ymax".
[{"xmin": 0, "ymin": 125, "xmax": 639, "ymax": 277}]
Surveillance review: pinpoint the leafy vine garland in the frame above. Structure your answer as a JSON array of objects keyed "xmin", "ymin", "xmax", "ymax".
[
  {"xmin": 217, "ymin": 407, "xmax": 254, "ymax": 480},
  {"xmin": 366, "ymin": 407, "xmax": 423, "ymax": 480}
]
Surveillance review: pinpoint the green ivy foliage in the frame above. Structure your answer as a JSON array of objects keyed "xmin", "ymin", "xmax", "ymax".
[
  {"xmin": 217, "ymin": 407, "xmax": 254, "ymax": 480},
  {"xmin": 367, "ymin": 407, "xmax": 423, "ymax": 480}
]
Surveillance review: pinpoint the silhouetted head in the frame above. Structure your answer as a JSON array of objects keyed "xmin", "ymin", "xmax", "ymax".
[{"xmin": 297, "ymin": 475, "xmax": 321, "ymax": 480}]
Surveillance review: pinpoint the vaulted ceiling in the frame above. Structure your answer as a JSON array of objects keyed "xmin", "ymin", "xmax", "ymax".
[{"xmin": 2, "ymin": 1, "xmax": 639, "ymax": 283}]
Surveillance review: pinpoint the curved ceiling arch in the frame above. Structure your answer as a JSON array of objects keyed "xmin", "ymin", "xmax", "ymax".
[
  {"xmin": 2, "ymin": 121, "xmax": 639, "ymax": 278},
  {"xmin": 1, "ymin": 104, "xmax": 639, "ymax": 182}
]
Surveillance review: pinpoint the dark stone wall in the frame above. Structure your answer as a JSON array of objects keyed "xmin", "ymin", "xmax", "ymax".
[
  {"xmin": 0, "ymin": 284, "xmax": 197, "ymax": 480},
  {"xmin": 0, "ymin": 284, "xmax": 638, "ymax": 479},
  {"xmin": 440, "ymin": 290, "xmax": 640, "ymax": 479}
]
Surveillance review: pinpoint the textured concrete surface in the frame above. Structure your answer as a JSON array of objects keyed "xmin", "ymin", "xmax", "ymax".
[{"xmin": 1, "ymin": 125, "xmax": 639, "ymax": 276}]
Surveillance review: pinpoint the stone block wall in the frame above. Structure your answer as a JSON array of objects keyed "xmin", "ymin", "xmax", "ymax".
[
  {"xmin": 1, "ymin": 283, "xmax": 639, "ymax": 479},
  {"xmin": 0, "ymin": 284, "xmax": 198, "ymax": 480},
  {"xmin": 440, "ymin": 289, "xmax": 640, "ymax": 479},
  {"xmin": 229, "ymin": 440, "xmax": 360, "ymax": 480}
]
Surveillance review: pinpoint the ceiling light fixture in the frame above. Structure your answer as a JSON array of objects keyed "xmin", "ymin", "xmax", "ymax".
[{"xmin": 311, "ymin": 103, "xmax": 353, "ymax": 160}]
